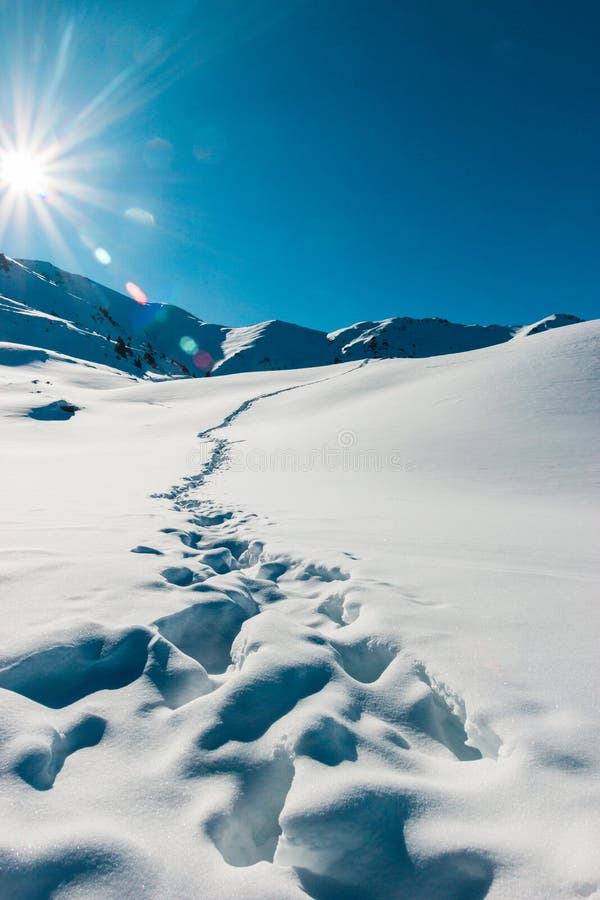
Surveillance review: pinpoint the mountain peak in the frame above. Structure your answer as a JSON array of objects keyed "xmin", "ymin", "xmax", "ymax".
[{"xmin": 0, "ymin": 254, "xmax": 587, "ymax": 378}]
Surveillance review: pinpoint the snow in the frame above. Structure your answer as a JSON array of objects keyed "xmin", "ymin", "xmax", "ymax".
[
  {"xmin": 327, "ymin": 315, "xmax": 515, "ymax": 360},
  {"xmin": 0, "ymin": 301, "xmax": 598, "ymax": 898},
  {"xmin": 1, "ymin": 254, "xmax": 585, "ymax": 378}
]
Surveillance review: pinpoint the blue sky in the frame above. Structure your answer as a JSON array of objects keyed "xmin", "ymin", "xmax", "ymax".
[{"xmin": 0, "ymin": 0, "xmax": 599, "ymax": 329}]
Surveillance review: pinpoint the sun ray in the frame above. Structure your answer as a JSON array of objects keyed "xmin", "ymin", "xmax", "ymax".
[{"xmin": 0, "ymin": 4, "xmax": 218, "ymax": 269}]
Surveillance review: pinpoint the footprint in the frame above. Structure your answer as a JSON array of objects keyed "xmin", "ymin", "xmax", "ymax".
[
  {"xmin": 278, "ymin": 786, "xmax": 494, "ymax": 900},
  {"xmin": 161, "ymin": 566, "xmax": 195, "ymax": 586},
  {"xmin": 144, "ymin": 635, "xmax": 213, "ymax": 709},
  {"xmin": 197, "ymin": 547, "xmax": 238, "ymax": 575},
  {"xmin": 406, "ymin": 672, "xmax": 482, "ymax": 762},
  {"xmin": 154, "ymin": 595, "xmax": 257, "ymax": 675},
  {"xmin": 198, "ymin": 657, "xmax": 332, "ymax": 750},
  {"xmin": 14, "ymin": 713, "xmax": 106, "ymax": 791},
  {"xmin": 191, "ymin": 511, "xmax": 233, "ymax": 527},
  {"xmin": 297, "ymin": 562, "xmax": 350, "ymax": 583},
  {"xmin": 160, "ymin": 529, "xmax": 203, "ymax": 550},
  {"xmin": 333, "ymin": 637, "xmax": 397, "ymax": 684},
  {"xmin": 200, "ymin": 538, "xmax": 250, "ymax": 562},
  {"xmin": 160, "ymin": 566, "xmax": 198, "ymax": 587},
  {"xmin": 130, "ymin": 545, "xmax": 163, "ymax": 556},
  {"xmin": 0, "ymin": 624, "xmax": 154, "ymax": 708},
  {"xmin": 317, "ymin": 593, "xmax": 346, "ymax": 626},
  {"xmin": 276, "ymin": 785, "xmax": 413, "ymax": 893},
  {"xmin": 238, "ymin": 541, "xmax": 264, "ymax": 568},
  {"xmin": 206, "ymin": 751, "xmax": 294, "ymax": 867},
  {"xmin": 295, "ymin": 715, "xmax": 358, "ymax": 766},
  {"xmin": 178, "ymin": 531, "xmax": 202, "ymax": 550},
  {"xmin": 257, "ymin": 561, "xmax": 289, "ymax": 582},
  {"xmin": 317, "ymin": 593, "xmax": 353, "ymax": 627}
]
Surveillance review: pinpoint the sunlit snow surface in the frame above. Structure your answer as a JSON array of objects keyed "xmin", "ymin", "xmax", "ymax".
[{"xmin": 0, "ymin": 320, "xmax": 599, "ymax": 899}]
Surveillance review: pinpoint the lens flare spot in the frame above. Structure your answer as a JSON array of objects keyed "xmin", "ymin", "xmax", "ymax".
[
  {"xmin": 143, "ymin": 137, "xmax": 173, "ymax": 170},
  {"xmin": 194, "ymin": 349, "xmax": 214, "ymax": 371},
  {"xmin": 179, "ymin": 335, "xmax": 198, "ymax": 355},
  {"xmin": 80, "ymin": 233, "xmax": 95, "ymax": 250},
  {"xmin": 124, "ymin": 207, "xmax": 155, "ymax": 226},
  {"xmin": 192, "ymin": 125, "xmax": 226, "ymax": 164},
  {"xmin": 94, "ymin": 247, "xmax": 111, "ymax": 265},
  {"xmin": 126, "ymin": 281, "xmax": 148, "ymax": 305}
]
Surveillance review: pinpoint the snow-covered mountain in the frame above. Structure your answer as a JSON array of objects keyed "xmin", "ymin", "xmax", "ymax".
[{"xmin": 0, "ymin": 253, "xmax": 583, "ymax": 377}]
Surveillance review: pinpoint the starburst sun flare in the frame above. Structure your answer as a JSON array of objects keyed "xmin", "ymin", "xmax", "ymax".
[
  {"xmin": 0, "ymin": 12, "xmax": 186, "ymax": 275},
  {"xmin": 0, "ymin": 148, "xmax": 48, "ymax": 196}
]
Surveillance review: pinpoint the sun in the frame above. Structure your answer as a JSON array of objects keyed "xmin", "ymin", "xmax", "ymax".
[
  {"xmin": 0, "ymin": 17, "xmax": 180, "ymax": 267},
  {"xmin": 0, "ymin": 149, "xmax": 47, "ymax": 196}
]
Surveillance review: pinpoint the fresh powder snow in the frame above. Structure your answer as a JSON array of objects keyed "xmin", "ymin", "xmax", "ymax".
[{"xmin": 0, "ymin": 268, "xmax": 598, "ymax": 899}]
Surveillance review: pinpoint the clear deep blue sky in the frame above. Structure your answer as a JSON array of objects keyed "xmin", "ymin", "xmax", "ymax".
[{"xmin": 1, "ymin": 0, "xmax": 599, "ymax": 329}]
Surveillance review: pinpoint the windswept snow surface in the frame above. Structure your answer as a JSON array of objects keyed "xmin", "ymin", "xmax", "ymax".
[{"xmin": 0, "ymin": 320, "xmax": 599, "ymax": 898}]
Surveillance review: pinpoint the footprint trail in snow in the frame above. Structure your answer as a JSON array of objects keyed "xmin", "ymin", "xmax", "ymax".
[{"xmin": 0, "ymin": 369, "xmax": 501, "ymax": 899}]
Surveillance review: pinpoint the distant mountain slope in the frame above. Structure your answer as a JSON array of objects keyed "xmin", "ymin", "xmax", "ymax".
[
  {"xmin": 328, "ymin": 317, "xmax": 513, "ymax": 361},
  {"xmin": 0, "ymin": 254, "xmax": 585, "ymax": 377}
]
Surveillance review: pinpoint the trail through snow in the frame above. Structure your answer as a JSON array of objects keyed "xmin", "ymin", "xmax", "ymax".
[
  {"xmin": 1, "ymin": 361, "xmax": 496, "ymax": 900},
  {"xmin": 0, "ymin": 321, "xmax": 599, "ymax": 899}
]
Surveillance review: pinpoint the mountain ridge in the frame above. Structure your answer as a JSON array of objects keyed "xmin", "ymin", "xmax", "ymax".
[{"xmin": 0, "ymin": 253, "xmax": 585, "ymax": 378}]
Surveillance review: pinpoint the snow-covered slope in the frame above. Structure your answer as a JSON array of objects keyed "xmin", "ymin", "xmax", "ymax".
[
  {"xmin": 328, "ymin": 316, "xmax": 513, "ymax": 360},
  {"xmin": 0, "ymin": 319, "xmax": 598, "ymax": 898},
  {"xmin": 0, "ymin": 255, "xmax": 228, "ymax": 377},
  {"xmin": 0, "ymin": 253, "xmax": 584, "ymax": 378}
]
